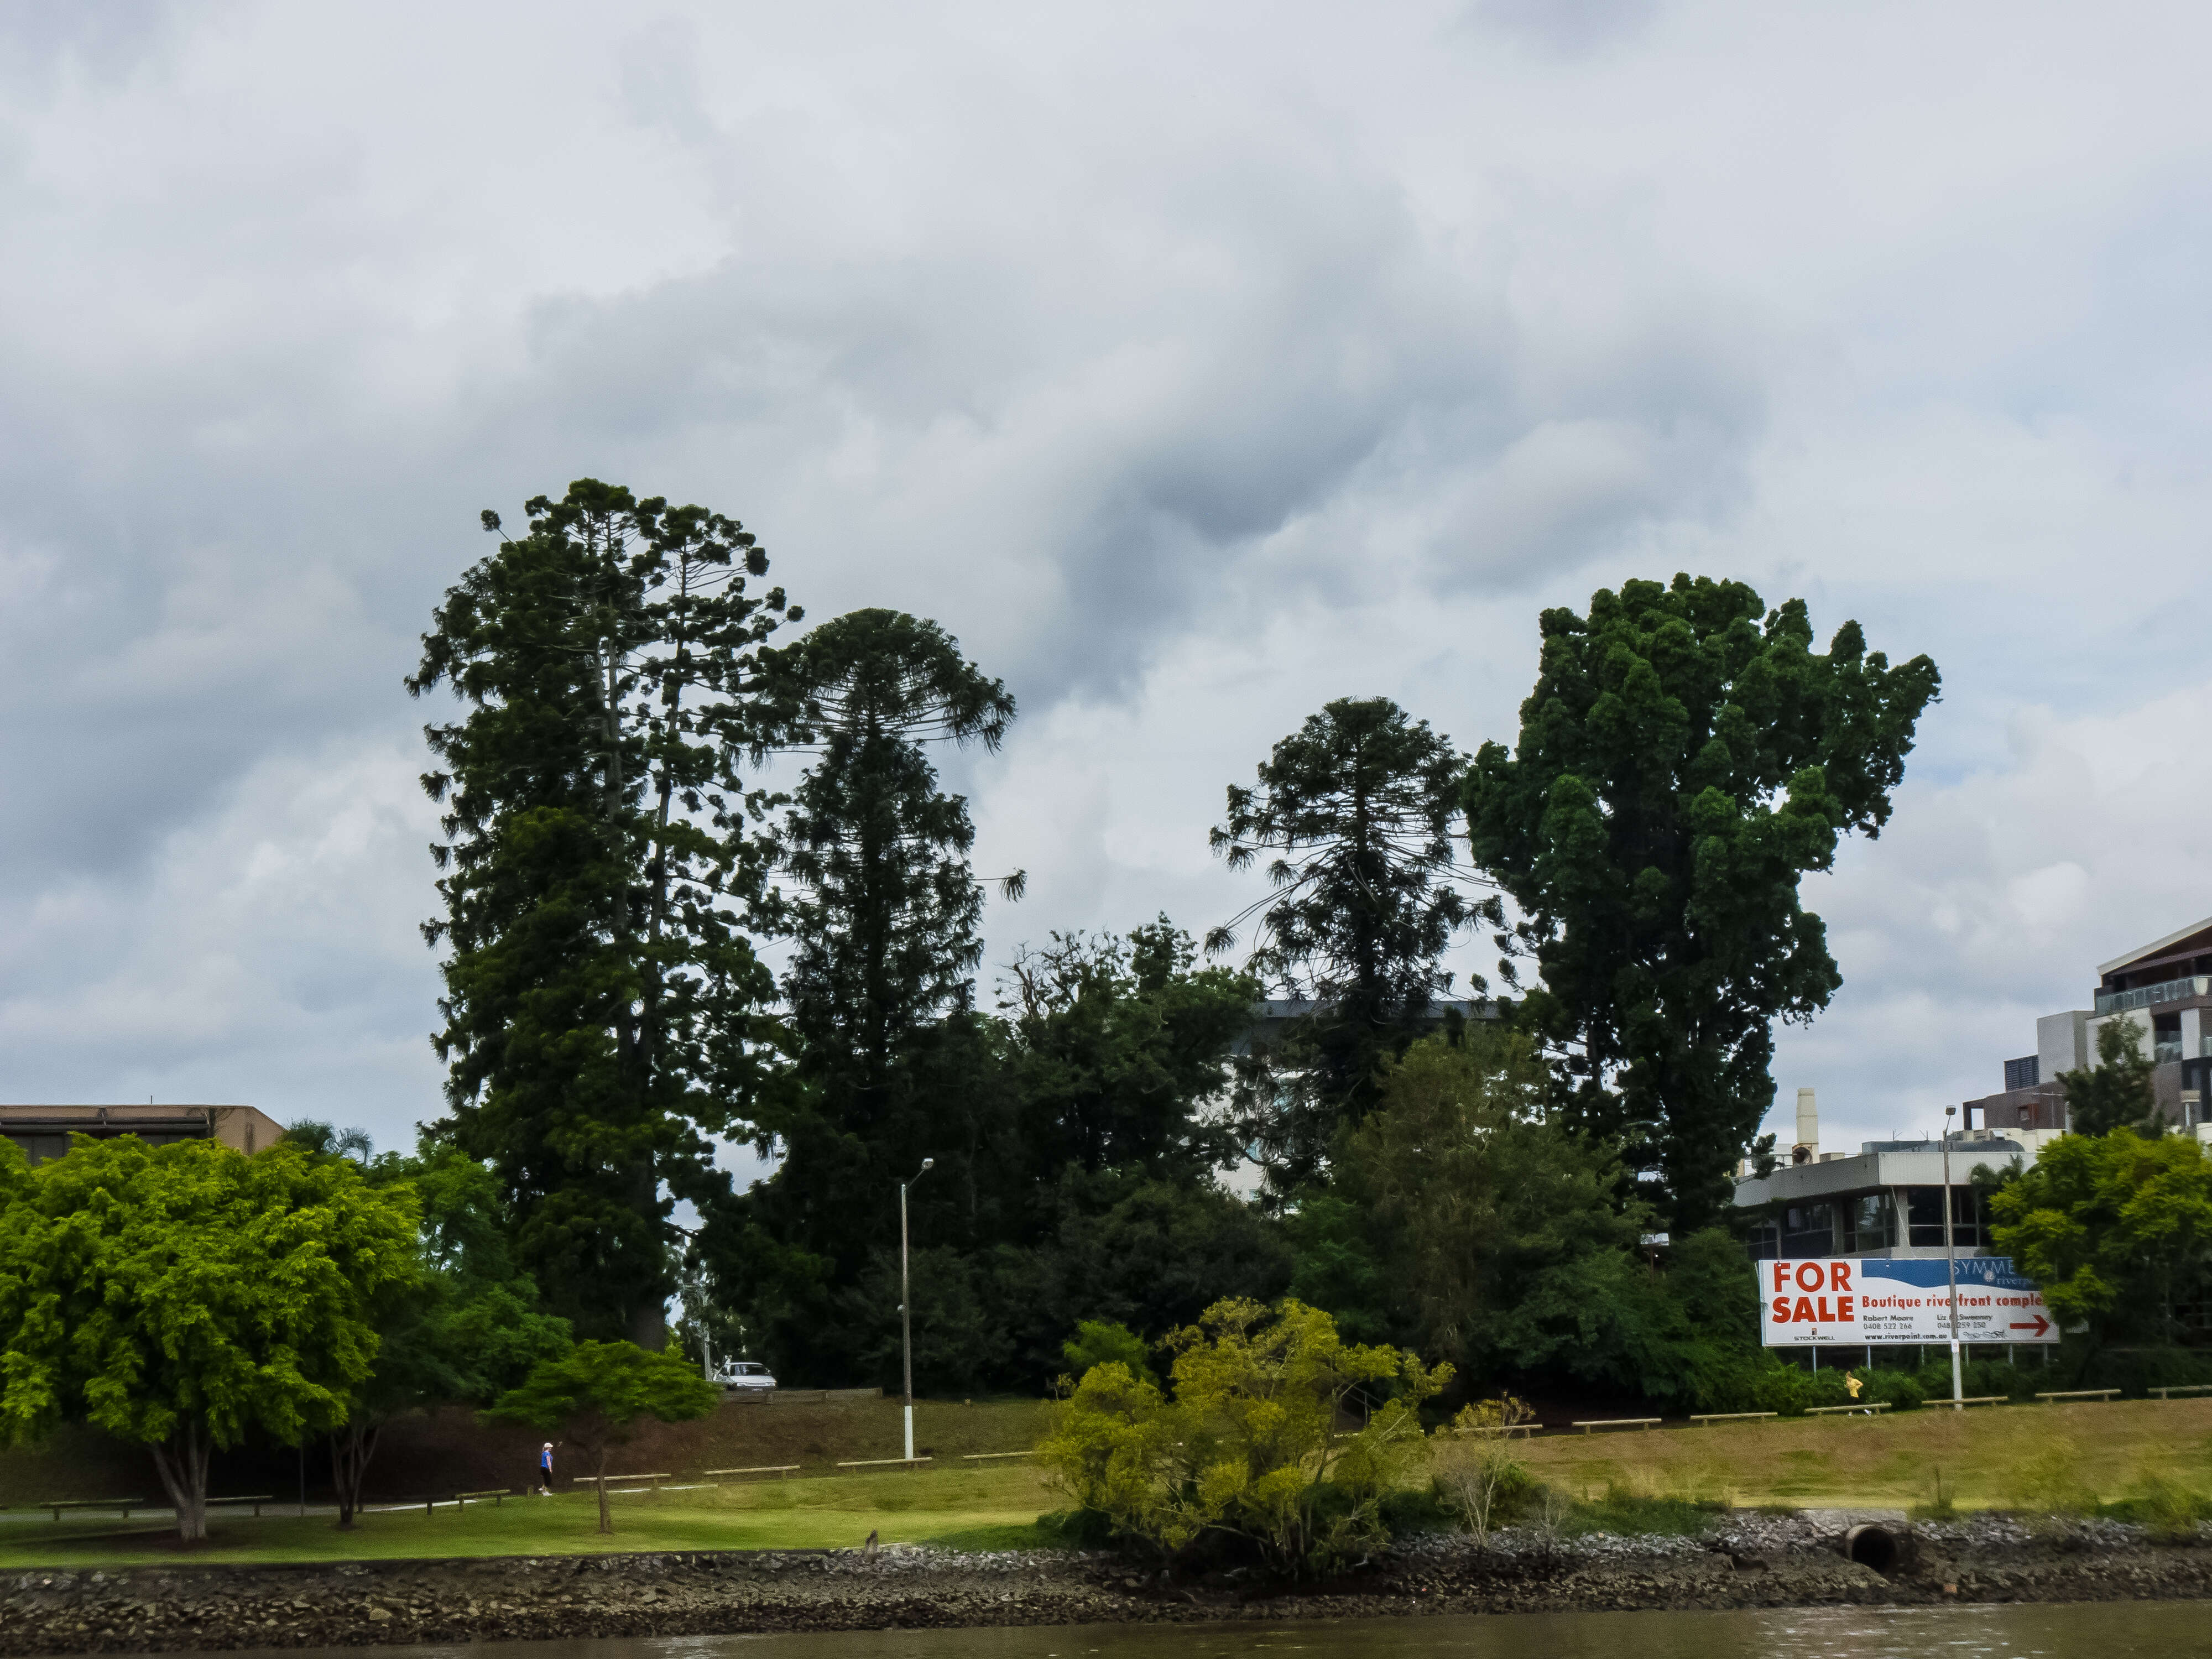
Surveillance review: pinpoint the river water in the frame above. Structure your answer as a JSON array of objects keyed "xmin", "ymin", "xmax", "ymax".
[{"xmin": 118, "ymin": 1604, "xmax": 2212, "ymax": 1659}]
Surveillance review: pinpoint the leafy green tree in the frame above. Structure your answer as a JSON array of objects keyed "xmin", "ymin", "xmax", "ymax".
[
  {"xmin": 482, "ymin": 1339, "xmax": 718, "ymax": 1533},
  {"xmin": 1022, "ymin": 1172, "xmax": 1294, "ymax": 1373},
  {"xmin": 1209, "ymin": 697, "xmax": 1496, "ymax": 1192},
  {"xmin": 0, "ymin": 1138, "xmax": 418, "ymax": 1541},
  {"xmin": 1465, "ymin": 575, "xmax": 1940, "ymax": 1228},
  {"xmin": 408, "ymin": 479, "xmax": 798, "ymax": 1345},
  {"xmin": 324, "ymin": 1142, "xmax": 573, "ymax": 1527},
  {"xmin": 1989, "ymin": 1129, "xmax": 2212, "ymax": 1344},
  {"xmin": 2061, "ymin": 1019, "xmax": 2163, "ymax": 1138},
  {"xmin": 1329, "ymin": 1031, "xmax": 1662, "ymax": 1383},
  {"xmin": 1000, "ymin": 920, "xmax": 1257, "ymax": 1180},
  {"xmin": 1062, "ymin": 1318, "xmax": 1152, "ymax": 1381},
  {"xmin": 1039, "ymin": 1298, "xmax": 1448, "ymax": 1575}
]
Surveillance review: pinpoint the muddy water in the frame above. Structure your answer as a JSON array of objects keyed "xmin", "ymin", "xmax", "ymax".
[{"xmin": 130, "ymin": 1601, "xmax": 2212, "ymax": 1659}]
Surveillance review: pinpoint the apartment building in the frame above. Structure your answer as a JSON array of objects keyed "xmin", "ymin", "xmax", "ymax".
[{"xmin": 1965, "ymin": 915, "xmax": 2212, "ymax": 1133}]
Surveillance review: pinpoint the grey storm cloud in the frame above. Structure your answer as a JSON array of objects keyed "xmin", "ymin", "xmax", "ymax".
[{"xmin": 4, "ymin": 0, "xmax": 2212, "ymax": 1163}]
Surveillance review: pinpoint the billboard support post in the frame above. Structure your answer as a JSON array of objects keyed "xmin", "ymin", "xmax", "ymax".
[{"xmin": 1944, "ymin": 1106, "xmax": 1962, "ymax": 1410}]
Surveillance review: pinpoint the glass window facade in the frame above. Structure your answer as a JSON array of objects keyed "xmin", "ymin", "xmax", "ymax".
[
  {"xmin": 1842, "ymin": 1192, "xmax": 1895, "ymax": 1253},
  {"xmin": 1905, "ymin": 1185, "xmax": 1985, "ymax": 1248},
  {"xmin": 1780, "ymin": 1203, "xmax": 1837, "ymax": 1258}
]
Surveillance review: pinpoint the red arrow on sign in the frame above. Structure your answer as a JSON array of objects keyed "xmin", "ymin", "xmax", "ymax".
[{"xmin": 2010, "ymin": 1314, "xmax": 2051, "ymax": 1338}]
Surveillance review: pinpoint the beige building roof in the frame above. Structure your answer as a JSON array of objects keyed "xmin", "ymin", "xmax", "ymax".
[{"xmin": 0, "ymin": 1104, "xmax": 286, "ymax": 1163}]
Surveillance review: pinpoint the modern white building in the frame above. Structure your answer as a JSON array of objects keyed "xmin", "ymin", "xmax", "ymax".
[
  {"xmin": 1737, "ymin": 917, "xmax": 2212, "ymax": 1261},
  {"xmin": 1734, "ymin": 1087, "xmax": 2013, "ymax": 1261},
  {"xmin": 1966, "ymin": 915, "xmax": 2212, "ymax": 1134}
]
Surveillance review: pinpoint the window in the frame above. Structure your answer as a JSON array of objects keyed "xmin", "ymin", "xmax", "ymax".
[
  {"xmin": 2156, "ymin": 1014, "xmax": 2183, "ymax": 1066},
  {"xmin": 2004, "ymin": 1055, "xmax": 2038, "ymax": 1091},
  {"xmin": 1843, "ymin": 1192, "xmax": 1894, "ymax": 1253},
  {"xmin": 1780, "ymin": 1203, "xmax": 1835, "ymax": 1258},
  {"xmin": 1905, "ymin": 1186, "xmax": 1985, "ymax": 1249}
]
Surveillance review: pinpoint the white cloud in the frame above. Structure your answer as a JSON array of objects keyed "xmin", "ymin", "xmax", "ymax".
[
  {"xmin": 1771, "ymin": 682, "xmax": 2212, "ymax": 1150},
  {"xmin": 4, "ymin": 0, "xmax": 2212, "ymax": 1172}
]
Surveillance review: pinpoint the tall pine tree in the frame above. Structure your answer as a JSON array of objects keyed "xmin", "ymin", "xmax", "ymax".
[
  {"xmin": 1208, "ymin": 697, "xmax": 1497, "ymax": 1193},
  {"xmin": 408, "ymin": 479, "xmax": 798, "ymax": 1345},
  {"xmin": 707, "ymin": 609, "xmax": 1020, "ymax": 1380}
]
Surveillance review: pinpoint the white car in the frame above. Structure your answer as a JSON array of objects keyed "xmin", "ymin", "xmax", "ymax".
[{"xmin": 713, "ymin": 1360, "xmax": 777, "ymax": 1393}]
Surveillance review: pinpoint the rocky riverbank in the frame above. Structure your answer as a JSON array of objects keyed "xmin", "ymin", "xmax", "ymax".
[{"xmin": 7, "ymin": 1514, "xmax": 2210, "ymax": 1653}]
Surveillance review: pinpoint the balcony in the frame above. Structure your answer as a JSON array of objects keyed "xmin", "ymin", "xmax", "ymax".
[{"xmin": 2095, "ymin": 975, "xmax": 2210, "ymax": 1015}]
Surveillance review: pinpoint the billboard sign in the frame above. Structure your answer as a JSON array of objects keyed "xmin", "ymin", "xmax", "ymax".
[{"xmin": 1757, "ymin": 1256, "xmax": 2057, "ymax": 1346}]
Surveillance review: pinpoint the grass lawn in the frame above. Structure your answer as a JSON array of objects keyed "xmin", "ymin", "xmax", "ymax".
[
  {"xmin": 1511, "ymin": 1397, "xmax": 2212, "ymax": 1511},
  {"xmin": 15, "ymin": 1396, "xmax": 2212, "ymax": 1568},
  {"xmin": 0, "ymin": 1463, "xmax": 1062, "ymax": 1569}
]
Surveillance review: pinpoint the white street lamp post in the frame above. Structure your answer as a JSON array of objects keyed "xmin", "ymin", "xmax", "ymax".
[
  {"xmin": 901, "ymin": 1157, "xmax": 934, "ymax": 1462},
  {"xmin": 1943, "ymin": 1105, "xmax": 1962, "ymax": 1410}
]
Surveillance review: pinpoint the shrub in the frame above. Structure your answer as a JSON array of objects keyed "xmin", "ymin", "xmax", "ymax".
[
  {"xmin": 1037, "ymin": 1298, "xmax": 1451, "ymax": 1577},
  {"xmin": 2125, "ymin": 1470, "xmax": 2210, "ymax": 1542},
  {"xmin": 1431, "ymin": 1397, "xmax": 1538, "ymax": 1541},
  {"xmin": 1856, "ymin": 1369, "xmax": 1925, "ymax": 1410},
  {"xmin": 1061, "ymin": 1319, "xmax": 1151, "ymax": 1383}
]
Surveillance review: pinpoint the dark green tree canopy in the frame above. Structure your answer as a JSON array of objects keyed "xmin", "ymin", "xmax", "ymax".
[
  {"xmin": 1466, "ymin": 574, "xmax": 1939, "ymax": 1228},
  {"xmin": 407, "ymin": 478, "xmax": 798, "ymax": 1345},
  {"xmin": 703, "ymin": 609, "xmax": 1020, "ymax": 1387},
  {"xmin": 1001, "ymin": 919, "xmax": 1257, "ymax": 1181},
  {"xmin": 1209, "ymin": 696, "xmax": 1496, "ymax": 1187},
  {"xmin": 761, "ymin": 607, "xmax": 1019, "ymax": 1127}
]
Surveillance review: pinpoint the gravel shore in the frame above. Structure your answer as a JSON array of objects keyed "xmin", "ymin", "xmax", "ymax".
[{"xmin": 7, "ymin": 1514, "xmax": 2210, "ymax": 1653}]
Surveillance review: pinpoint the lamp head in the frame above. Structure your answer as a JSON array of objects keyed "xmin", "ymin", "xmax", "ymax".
[{"xmin": 921, "ymin": 1157, "xmax": 934, "ymax": 1171}]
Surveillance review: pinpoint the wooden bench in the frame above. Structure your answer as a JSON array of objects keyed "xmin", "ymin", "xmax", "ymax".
[
  {"xmin": 2151, "ymin": 1385, "xmax": 2212, "ymax": 1400},
  {"xmin": 834, "ymin": 1456, "xmax": 933, "ymax": 1470},
  {"xmin": 19, "ymin": 1498, "xmax": 148, "ymax": 1523},
  {"xmin": 2036, "ymin": 1389, "xmax": 2120, "ymax": 1404},
  {"xmin": 1691, "ymin": 1412, "xmax": 1777, "ymax": 1426},
  {"xmin": 1573, "ymin": 1417, "xmax": 1660, "ymax": 1434},
  {"xmin": 456, "ymin": 1488, "xmax": 517, "ymax": 1507},
  {"xmin": 703, "ymin": 1464, "xmax": 802, "ymax": 1480},
  {"xmin": 1452, "ymin": 1423, "xmax": 1540, "ymax": 1438},
  {"xmin": 206, "ymin": 1494, "xmax": 277, "ymax": 1517},
  {"xmin": 1945, "ymin": 1395, "xmax": 2012, "ymax": 1407},
  {"xmin": 1804, "ymin": 1402, "xmax": 1891, "ymax": 1416},
  {"xmin": 959, "ymin": 1450, "xmax": 1040, "ymax": 1460},
  {"xmin": 595, "ymin": 1472, "xmax": 672, "ymax": 1493}
]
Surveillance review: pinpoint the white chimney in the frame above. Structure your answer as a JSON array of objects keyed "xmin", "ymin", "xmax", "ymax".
[{"xmin": 1794, "ymin": 1087, "xmax": 1819, "ymax": 1159}]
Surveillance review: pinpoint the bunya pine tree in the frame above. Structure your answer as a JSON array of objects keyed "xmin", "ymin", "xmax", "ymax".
[{"xmin": 408, "ymin": 479, "xmax": 799, "ymax": 1345}]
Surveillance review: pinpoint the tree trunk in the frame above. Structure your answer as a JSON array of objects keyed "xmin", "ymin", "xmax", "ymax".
[
  {"xmin": 328, "ymin": 1420, "xmax": 382, "ymax": 1529},
  {"xmin": 594, "ymin": 1447, "xmax": 613, "ymax": 1535},
  {"xmin": 627, "ymin": 1292, "xmax": 666, "ymax": 1352},
  {"xmin": 148, "ymin": 1418, "xmax": 212, "ymax": 1543}
]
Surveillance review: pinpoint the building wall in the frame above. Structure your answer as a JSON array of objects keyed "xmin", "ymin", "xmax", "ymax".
[
  {"xmin": 0, "ymin": 1105, "xmax": 285, "ymax": 1166},
  {"xmin": 2038, "ymin": 1009, "xmax": 2091, "ymax": 1079}
]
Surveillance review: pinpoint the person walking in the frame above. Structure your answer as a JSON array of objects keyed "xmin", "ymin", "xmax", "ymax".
[{"xmin": 536, "ymin": 1442, "xmax": 556, "ymax": 1496}]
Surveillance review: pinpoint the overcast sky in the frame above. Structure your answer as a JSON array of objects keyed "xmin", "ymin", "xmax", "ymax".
[{"xmin": 3, "ymin": 1, "xmax": 2208, "ymax": 1167}]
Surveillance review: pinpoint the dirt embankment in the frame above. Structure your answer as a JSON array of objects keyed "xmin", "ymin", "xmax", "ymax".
[
  {"xmin": 6, "ymin": 1516, "xmax": 2210, "ymax": 1653},
  {"xmin": 0, "ymin": 1396, "xmax": 1050, "ymax": 1512}
]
